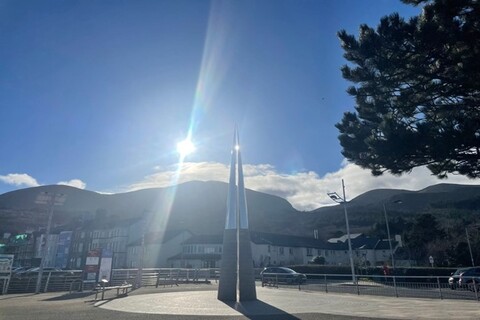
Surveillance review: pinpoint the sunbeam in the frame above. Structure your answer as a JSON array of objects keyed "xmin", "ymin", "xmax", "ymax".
[{"xmin": 146, "ymin": 1, "xmax": 235, "ymax": 255}]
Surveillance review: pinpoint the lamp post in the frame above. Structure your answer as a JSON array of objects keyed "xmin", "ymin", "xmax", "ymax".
[
  {"xmin": 465, "ymin": 227, "xmax": 475, "ymax": 267},
  {"xmin": 383, "ymin": 200, "xmax": 400, "ymax": 296},
  {"xmin": 382, "ymin": 203, "xmax": 396, "ymax": 271},
  {"xmin": 327, "ymin": 179, "xmax": 356, "ymax": 284},
  {"xmin": 34, "ymin": 192, "xmax": 66, "ymax": 294},
  {"xmin": 136, "ymin": 210, "xmax": 152, "ymax": 288}
]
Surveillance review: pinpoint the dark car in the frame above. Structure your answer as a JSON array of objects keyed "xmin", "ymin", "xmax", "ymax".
[
  {"xmin": 449, "ymin": 267, "xmax": 480, "ymax": 290},
  {"xmin": 260, "ymin": 267, "xmax": 307, "ymax": 286},
  {"xmin": 457, "ymin": 267, "xmax": 480, "ymax": 291}
]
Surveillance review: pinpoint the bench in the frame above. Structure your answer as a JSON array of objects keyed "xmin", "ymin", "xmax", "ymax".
[{"xmin": 94, "ymin": 283, "xmax": 133, "ymax": 300}]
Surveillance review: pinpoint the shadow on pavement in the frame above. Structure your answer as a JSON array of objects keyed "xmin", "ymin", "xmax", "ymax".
[
  {"xmin": 42, "ymin": 292, "xmax": 95, "ymax": 301},
  {"xmin": 0, "ymin": 293, "xmax": 37, "ymax": 301},
  {"xmin": 222, "ymin": 299, "xmax": 301, "ymax": 320}
]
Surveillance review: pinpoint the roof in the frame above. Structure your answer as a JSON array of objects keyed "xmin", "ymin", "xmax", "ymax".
[
  {"xmin": 154, "ymin": 231, "xmax": 398, "ymax": 252},
  {"xmin": 128, "ymin": 230, "xmax": 191, "ymax": 246},
  {"xmin": 167, "ymin": 253, "xmax": 221, "ymax": 261},
  {"xmin": 182, "ymin": 232, "xmax": 328, "ymax": 248},
  {"xmin": 250, "ymin": 232, "xmax": 326, "ymax": 248},
  {"xmin": 183, "ymin": 234, "xmax": 223, "ymax": 245},
  {"xmin": 326, "ymin": 233, "xmax": 399, "ymax": 251},
  {"xmin": 328, "ymin": 233, "xmax": 364, "ymax": 243}
]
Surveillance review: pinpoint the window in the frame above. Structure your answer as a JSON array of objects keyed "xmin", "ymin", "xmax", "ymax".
[
  {"xmin": 267, "ymin": 245, "xmax": 271, "ymax": 253},
  {"xmin": 307, "ymin": 248, "xmax": 313, "ymax": 256},
  {"xmin": 289, "ymin": 248, "xmax": 293, "ymax": 255},
  {"xmin": 279, "ymin": 247, "xmax": 284, "ymax": 255}
]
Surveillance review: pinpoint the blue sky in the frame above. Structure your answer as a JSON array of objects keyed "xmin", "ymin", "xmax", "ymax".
[{"xmin": 0, "ymin": 0, "xmax": 476, "ymax": 210}]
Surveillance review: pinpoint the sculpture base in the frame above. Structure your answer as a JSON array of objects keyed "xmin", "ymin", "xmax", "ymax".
[{"xmin": 217, "ymin": 229, "xmax": 237, "ymax": 301}]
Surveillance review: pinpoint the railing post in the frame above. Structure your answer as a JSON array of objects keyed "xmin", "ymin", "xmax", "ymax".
[
  {"xmin": 44, "ymin": 272, "xmax": 52, "ymax": 293},
  {"xmin": 324, "ymin": 274, "xmax": 328, "ymax": 293},
  {"xmin": 356, "ymin": 276, "xmax": 360, "ymax": 295},
  {"xmin": 393, "ymin": 275, "xmax": 398, "ymax": 297},
  {"xmin": 473, "ymin": 279, "xmax": 479, "ymax": 301},
  {"xmin": 437, "ymin": 277, "xmax": 443, "ymax": 300}
]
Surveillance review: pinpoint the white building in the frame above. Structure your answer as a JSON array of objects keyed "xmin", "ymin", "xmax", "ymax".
[
  {"xmin": 89, "ymin": 218, "xmax": 144, "ymax": 268},
  {"xmin": 164, "ymin": 232, "xmax": 402, "ymax": 269},
  {"xmin": 126, "ymin": 230, "xmax": 192, "ymax": 268}
]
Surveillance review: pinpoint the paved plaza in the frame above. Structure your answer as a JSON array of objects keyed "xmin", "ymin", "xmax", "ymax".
[{"xmin": 1, "ymin": 284, "xmax": 479, "ymax": 320}]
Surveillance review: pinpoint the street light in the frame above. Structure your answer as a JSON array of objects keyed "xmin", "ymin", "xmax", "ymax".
[
  {"xmin": 465, "ymin": 225, "xmax": 479, "ymax": 267},
  {"xmin": 327, "ymin": 179, "xmax": 356, "ymax": 284},
  {"xmin": 383, "ymin": 200, "xmax": 401, "ymax": 297},
  {"xmin": 382, "ymin": 201, "xmax": 401, "ymax": 271},
  {"xmin": 34, "ymin": 192, "xmax": 67, "ymax": 294}
]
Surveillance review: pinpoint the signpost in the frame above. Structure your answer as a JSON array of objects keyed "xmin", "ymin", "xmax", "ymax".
[
  {"xmin": 99, "ymin": 249, "xmax": 113, "ymax": 283},
  {"xmin": 84, "ymin": 249, "xmax": 102, "ymax": 282}
]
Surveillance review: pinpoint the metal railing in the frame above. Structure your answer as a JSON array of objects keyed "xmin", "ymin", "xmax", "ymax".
[
  {"xmin": 7, "ymin": 271, "xmax": 83, "ymax": 294},
  {"xmin": 111, "ymin": 268, "xmax": 216, "ymax": 288},
  {"xmin": 3, "ymin": 268, "xmax": 479, "ymax": 302},
  {"xmin": 263, "ymin": 273, "xmax": 480, "ymax": 301}
]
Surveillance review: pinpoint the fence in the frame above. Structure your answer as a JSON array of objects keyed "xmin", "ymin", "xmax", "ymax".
[
  {"xmin": 7, "ymin": 271, "xmax": 83, "ymax": 294},
  {"xmin": 3, "ymin": 268, "xmax": 480, "ymax": 302},
  {"xmin": 110, "ymin": 268, "xmax": 216, "ymax": 287},
  {"xmin": 264, "ymin": 273, "xmax": 480, "ymax": 301}
]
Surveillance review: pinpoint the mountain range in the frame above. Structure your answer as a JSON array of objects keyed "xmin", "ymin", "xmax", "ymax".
[{"xmin": 1, "ymin": 181, "xmax": 479, "ymax": 239}]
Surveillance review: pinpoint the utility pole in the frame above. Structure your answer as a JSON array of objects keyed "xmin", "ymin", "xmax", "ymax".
[{"xmin": 465, "ymin": 228, "xmax": 475, "ymax": 267}]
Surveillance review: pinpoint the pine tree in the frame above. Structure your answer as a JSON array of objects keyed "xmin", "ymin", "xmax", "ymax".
[{"xmin": 336, "ymin": 0, "xmax": 480, "ymax": 178}]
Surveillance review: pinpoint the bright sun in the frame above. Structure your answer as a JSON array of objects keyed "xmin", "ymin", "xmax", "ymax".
[{"xmin": 176, "ymin": 139, "xmax": 196, "ymax": 156}]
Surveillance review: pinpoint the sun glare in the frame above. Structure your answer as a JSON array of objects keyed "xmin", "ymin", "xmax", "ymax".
[{"xmin": 177, "ymin": 139, "xmax": 196, "ymax": 156}]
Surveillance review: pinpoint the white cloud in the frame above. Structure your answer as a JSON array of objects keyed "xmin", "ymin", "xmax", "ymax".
[
  {"xmin": 0, "ymin": 173, "xmax": 88, "ymax": 191},
  {"xmin": 0, "ymin": 173, "xmax": 40, "ymax": 187},
  {"xmin": 127, "ymin": 161, "xmax": 479, "ymax": 211},
  {"xmin": 57, "ymin": 179, "xmax": 87, "ymax": 189}
]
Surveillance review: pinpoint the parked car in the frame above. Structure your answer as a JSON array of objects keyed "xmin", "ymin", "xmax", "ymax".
[
  {"xmin": 449, "ymin": 267, "xmax": 480, "ymax": 290},
  {"xmin": 458, "ymin": 267, "xmax": 480, "ymax": 291},
  {"xmin": 260, "ymin": 267, "xmax": 307, "ymax": 285},
  {"xmin": 448, "ymin": 267, "xmax": 469, "ymax": 289}
]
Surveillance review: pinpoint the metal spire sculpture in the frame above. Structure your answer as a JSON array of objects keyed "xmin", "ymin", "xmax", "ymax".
[{"xmin": 217, "ymin": 128, "xmax": 257, "ymax": 301}]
